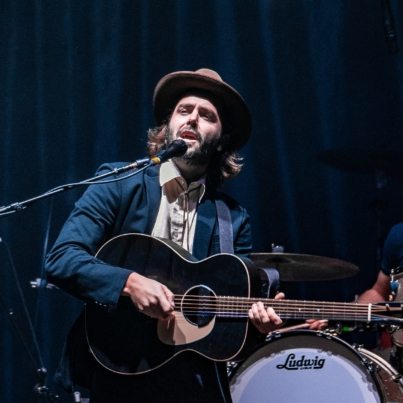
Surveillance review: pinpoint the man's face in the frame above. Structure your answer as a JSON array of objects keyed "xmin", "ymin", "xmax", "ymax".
[{"xmin": 167, "ymin": 95, "xmax": 222, "ymax": 165}]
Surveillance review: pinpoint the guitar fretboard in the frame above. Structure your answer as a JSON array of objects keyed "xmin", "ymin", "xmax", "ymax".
[{"xmin": 173, "ymin": 295, "xmax": 399, "ymax": 322}]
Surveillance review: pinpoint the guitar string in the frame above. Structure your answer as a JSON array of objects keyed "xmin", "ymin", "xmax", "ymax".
[
  {"xmin": 170, "ymin": 306, "xmax": 386, "ymax": 315},
  {"xmin": 170, "ymin": 295, "xmax": 389, "ymax": 311},
  {"xmin": 165, "ymin": 296, "xmax": 396, "ymax": 320},
  {"xmin": 171, "ymin": 297, "xmax": 378, "ymax": 307},
  {"xmin": 169, "ymin": 309, "xmax": 390, "ymax": 319},
  {"xmin": 165, "ymin": 311, "xmax": 379, "ymax": 320}
]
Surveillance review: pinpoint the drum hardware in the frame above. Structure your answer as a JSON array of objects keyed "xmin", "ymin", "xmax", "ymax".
[
  {"xmin": 388, "ymin": 324, "xmax": 402, "ymax": 334},
  {"xmin": 227, "ymin": 360, "xmax": 241, "ymax": 378},
  {"xmin": 390, "ymin": 344, "xmax": 403, "ymax": 374},
  {"xmin": 354, "ymin": 346, "xmax": 378, "ymax": 374},
  {"xmin": 270, "ymin": 243, "xmax": 284, "ymax": 253},
  {"xmin": 320, "ymin": 321, "xmax": 382, "ymax": 336},
  {"xmin": 269, "ymin": 325, "xmax": 337, "ymax": 339},
  {"xmin": 319, "ymin": 322, "xmax": 358, "ymax": 336},
  {"xmin": 357, "ymin": 346, "xmax": 403, "ymax": 400},
  {"xmin": 250, "ymin": 252, "xmax": 359, "ymax": 281},
  {"xmin": 340, "ymin": 321, "xmax": 402, "ymax": 337}
]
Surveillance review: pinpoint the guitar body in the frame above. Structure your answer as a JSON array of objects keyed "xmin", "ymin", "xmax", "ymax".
[{"xmin": 85, "ymin": 233, "xmax": 261, "ymax": 375}]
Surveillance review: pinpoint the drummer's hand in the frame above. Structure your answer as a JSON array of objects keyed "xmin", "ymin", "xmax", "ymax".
[
  {"xmin": 305, "ymin": 319, "xmax": 328, "ymax": 330},
  {"xmin": 249, "ymin": 292, "xmax": 284, "ymax": 334}
]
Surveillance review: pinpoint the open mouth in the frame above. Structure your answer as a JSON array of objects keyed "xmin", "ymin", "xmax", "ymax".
[{"xmin": 180, "ymin": 130, "xmax": 199, "ymax": 141}]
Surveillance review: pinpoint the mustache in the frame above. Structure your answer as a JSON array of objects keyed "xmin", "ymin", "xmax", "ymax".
[{"xmin": 178, "ymin": 127, "xmax": 202, "ymax": 142}]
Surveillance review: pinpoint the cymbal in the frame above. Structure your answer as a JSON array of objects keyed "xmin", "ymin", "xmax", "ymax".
[
  {"xmin": 250, "ymin": 253, "xmax": 359, "ymax": 281},
  {"xmin": 317, "ymin": 148, "xmax": 403, "ymax": 180}
]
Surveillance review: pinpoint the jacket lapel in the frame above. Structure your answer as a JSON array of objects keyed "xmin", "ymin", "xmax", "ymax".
[{"xmin": 144, "ymin": 166, "xmax": 162, "ymax": 234}]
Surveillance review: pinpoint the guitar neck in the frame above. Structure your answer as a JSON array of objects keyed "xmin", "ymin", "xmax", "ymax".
[
  {"xmin": 173, "ymin": 295, "xmax": 398, "ymax": 323},
  {"xmin": 254, "ymin": 298, "xmax": 372, "ymax": 321}
]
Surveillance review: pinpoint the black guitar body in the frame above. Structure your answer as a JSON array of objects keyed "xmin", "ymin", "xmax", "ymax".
[{"xmin": 85, "ymin": 233, "xmax": 262, "ymax": 375}]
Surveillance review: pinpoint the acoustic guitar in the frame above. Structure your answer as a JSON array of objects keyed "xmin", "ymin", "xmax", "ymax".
[{"xmin": 85, "ymin": 233, "xmax": 403, "ymax": 375}]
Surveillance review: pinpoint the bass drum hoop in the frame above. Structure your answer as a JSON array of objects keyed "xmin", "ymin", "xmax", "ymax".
[
  {"xmin": 230, "ymin": 330, "xmax": 384, "ymax": 403},
  {"xmin": 357, "ymin": 346, "xmax": 403, "ymax": 402}
]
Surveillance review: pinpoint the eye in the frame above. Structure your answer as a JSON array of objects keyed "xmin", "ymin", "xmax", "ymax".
[
  {"xmin": 198, "ymin": 108, "xmax": 214, "ymax": 121},
  {"xmin": 202, "ymin": 112, "xmax": 215, "ymax": 122},
  {"xmin": 178, "ymin": 107, "xmax": 189, "ymax": 115}
]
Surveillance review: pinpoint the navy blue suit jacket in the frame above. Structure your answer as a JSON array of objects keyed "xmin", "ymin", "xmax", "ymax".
[
  {"xmin": 46, "ymin": 163, "xmax": 252, "ymax": 306},
  {"xmin": 45, "ymin": 163, "xmax": 252, "ymax": 400}
]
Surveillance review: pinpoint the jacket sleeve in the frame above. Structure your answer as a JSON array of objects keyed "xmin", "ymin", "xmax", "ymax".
[{"xmin": 45, "ymin": 164, "xmax": 134, "ymax": 307}]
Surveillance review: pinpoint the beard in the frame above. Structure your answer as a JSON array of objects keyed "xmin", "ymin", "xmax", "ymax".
[{"xmin": 166, "ymin": 127, "xmax": 221, "ymax": 167}]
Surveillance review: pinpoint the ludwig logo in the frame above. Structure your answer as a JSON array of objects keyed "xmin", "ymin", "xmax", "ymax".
[{"xmin": 276, "ymin": 353, "xmax": 325, "ymax": 370}]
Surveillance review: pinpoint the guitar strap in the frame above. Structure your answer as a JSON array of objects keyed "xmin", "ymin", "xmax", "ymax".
[
  {"xmin": 215, "ymin": 199, "xmax": 279, "ymax": 297},
  {"xmin": 215, "ymin": 199, "xmax": 234, "ymax": 254}
]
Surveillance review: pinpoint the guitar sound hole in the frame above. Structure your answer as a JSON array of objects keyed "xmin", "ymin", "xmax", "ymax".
[{"xmin": 182, "ymin": 285, "xmax": 216, "ymax": 327}]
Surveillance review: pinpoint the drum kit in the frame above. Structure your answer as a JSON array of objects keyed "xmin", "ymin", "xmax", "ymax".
[
  {"xmin": 229, "ymin": 148, "xmax": 403, "ymax": 402},
  {"xmin": 230, "ymin": 250, "xmax": 403, "ymax": 402}
]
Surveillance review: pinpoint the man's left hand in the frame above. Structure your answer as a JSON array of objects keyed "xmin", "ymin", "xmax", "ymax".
[{"xmin": 249, "ymin": 292, "xmax": 284, "ymax": 334}]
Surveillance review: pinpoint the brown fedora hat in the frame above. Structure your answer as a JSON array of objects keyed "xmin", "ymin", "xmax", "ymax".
[{"xmin": 153, "ymin": 68, "xmax": 251, "ymax": 150}]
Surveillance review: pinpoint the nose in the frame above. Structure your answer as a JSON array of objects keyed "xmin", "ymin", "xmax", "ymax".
[{"xmin": 187, "ymin": 109, "xmax": 199, "ymax": 126}]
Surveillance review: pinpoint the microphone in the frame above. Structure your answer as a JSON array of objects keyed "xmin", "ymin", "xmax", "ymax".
[
  {"xmin": 116, "ymin": 140, "xmax": 188, "ymax": 174},
  {"xmin": 150, "ymin": 139, "xmax": 188, "ymax": 164}
]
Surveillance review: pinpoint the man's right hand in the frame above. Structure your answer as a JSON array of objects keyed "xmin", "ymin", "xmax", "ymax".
[{"xmin": 122, "ymin": 272, "xmax": 175, "ymax": 319}]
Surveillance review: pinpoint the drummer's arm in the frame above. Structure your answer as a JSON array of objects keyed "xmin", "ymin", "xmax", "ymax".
[{"xmin": 357, "ymin": 271, "xmax": 390, "ymax": 303}]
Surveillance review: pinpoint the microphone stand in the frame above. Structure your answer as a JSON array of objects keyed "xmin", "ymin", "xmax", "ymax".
[
  {"xmin": 0, "ymin": 159, "xmax": 152, "ymax": 217},
  {"xmin": 0, "ymin": 160, "xmax": 152, "ymax": 402},
  {"xmin": 0, "ymin": 138, "xmax": 187, "ymax": 217},
  {"xmin": 0, "ymin": 140, "xmax": 187, "ymax": 401}
]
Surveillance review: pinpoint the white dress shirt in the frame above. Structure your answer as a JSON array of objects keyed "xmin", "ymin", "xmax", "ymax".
[{"xmin": 152, "ymin": 160, "xmax": 206, "ymax": 253}]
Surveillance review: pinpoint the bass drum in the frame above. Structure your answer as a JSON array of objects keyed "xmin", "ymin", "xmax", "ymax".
[
  {"xmin": 230, "ymin": 331, "xmax": 403, "ymax": 403},
  {"xmin": 357, "ymin": 347, "xmax": 403, "ymax": 402}
]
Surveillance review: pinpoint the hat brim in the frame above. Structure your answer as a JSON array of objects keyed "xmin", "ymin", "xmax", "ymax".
[{"xmin": 153, "ymin": 71, "xmax": 251, "ymax": 150}]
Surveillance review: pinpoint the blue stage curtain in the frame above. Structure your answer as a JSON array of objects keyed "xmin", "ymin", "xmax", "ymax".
[{"xmin": 1, "ymin": 1, "xmax": 402, "ymax": 401}]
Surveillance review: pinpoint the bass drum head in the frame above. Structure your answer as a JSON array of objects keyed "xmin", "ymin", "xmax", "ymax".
[{"xmin": 230, "ymin": 331, "xmax": 382, "ymax": 403}]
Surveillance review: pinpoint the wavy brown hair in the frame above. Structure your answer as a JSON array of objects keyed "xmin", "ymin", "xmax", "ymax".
[{"xmin": 147, "ymin": 123, "xmax": 243, "ymax": 187}]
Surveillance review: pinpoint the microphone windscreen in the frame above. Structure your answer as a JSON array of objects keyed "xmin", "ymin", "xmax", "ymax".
[{"xmin": 156, "ymin": 140, "xmax": 188, "ymax": 163}]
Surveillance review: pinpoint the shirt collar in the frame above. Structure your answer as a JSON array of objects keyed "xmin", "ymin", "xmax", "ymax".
[{"xmin": 159, "ymin": 159, "xmax": 206, "ymax": 202}]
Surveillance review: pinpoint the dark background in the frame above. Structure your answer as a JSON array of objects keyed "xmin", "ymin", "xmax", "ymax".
[{"xmin": 1, "ymin": 1, "xmax": 403, "ymax": 401}]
